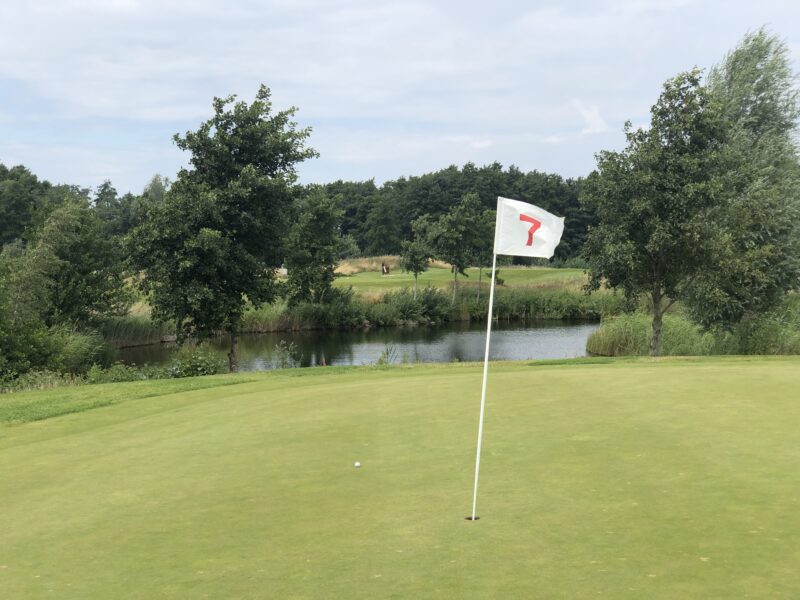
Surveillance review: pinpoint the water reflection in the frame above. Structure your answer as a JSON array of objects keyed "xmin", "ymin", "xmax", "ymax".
[{"xmin": 116, "ymin": 320, "xmax": 599, "ymax": 371}]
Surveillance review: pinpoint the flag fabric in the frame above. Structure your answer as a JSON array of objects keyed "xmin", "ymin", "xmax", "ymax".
[{"xmin": 494, "ymin": 196, "xmax": 565, "ymax": 258}]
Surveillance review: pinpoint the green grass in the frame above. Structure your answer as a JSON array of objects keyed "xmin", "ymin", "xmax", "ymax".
[
  {"xmin": 334, "ymin": 265, "xmax": 587, "ymax": 295},
  {"xmin": 2, "ymin": 358, "xmax": 800, "ymax": 598},
  {"xmin": 0, "ymin": 375, "xmax": 256, "ymax": 424}
]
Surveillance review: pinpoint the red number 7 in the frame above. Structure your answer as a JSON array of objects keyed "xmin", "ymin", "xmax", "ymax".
[{"xmin": 519, "ymin": 214, "xmax": 541, "ymax": 246}]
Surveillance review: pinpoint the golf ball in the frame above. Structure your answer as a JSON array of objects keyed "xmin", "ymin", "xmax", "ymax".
[{"xmin": 354, "ymin": 462, "xmax": 361, "ymax": 468}]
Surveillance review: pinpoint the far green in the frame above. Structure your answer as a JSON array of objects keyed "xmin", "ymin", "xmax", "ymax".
[{"xmin": 334, "ymin": 265, "xmax": 586, "ymax": 294}]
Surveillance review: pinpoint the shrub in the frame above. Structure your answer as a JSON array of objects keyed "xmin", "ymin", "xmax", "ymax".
[
  {"xmin": 380, "ymin": 289, "xmax": 423, "ymax": 322},
  {"xmin": 242, "ymin": 300, "xmax": 291, "ymax": 333},
  {"xmin": 168, "ymin": 344, "xmax": 225, "ymax": 377},
  {"xmin": 86, "ymin": 363, "xmax": 150, "ymax": 384},
  {"xmin": 587, "ymin": 313, "xmax": 718, "ymax": 356},
  {"xmin": 48, "ymin": 328, "xmax": 110, "ymax": 374},
  {"xmin": 367, "ymin": 302, "xmax": 400, "ymax": 326},
  {"xmin": 417, "ymin": 286, "xmax": 450, "ymax": 322},
  {"xmin": 99, "ymin": 315, "xmax": 174, "ymax": 348},
  {"xmin": 272, "ymin": 340, "xmax": 302, "ymax": 369},
  {"xmin": 0, "ymin": 369, "xmax": 83, "ymax": 393}
]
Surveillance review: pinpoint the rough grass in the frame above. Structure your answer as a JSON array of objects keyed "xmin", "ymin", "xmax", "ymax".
[
  {"xmin": 2, "ymin": 358, "xmax": 800, "ymax": 598},
  {"xmin": 588, "ymin": 304, "xmax": 800, "ymax": 357},
  {"xmin": 335, "ymin": 255, "xmax": 403, "ymax": 275},
  {"xmin": 99, "ymin": 315, "xmax": 175, "ymax": 348},
  {"xmin": 587, "ymin": 313, "xmax": 717, "ymax": 356}
]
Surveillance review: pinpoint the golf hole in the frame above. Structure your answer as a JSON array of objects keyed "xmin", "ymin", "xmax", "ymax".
[{"xmin": 465, "ymin": 516, "xmax": 480, "ymax": 521}]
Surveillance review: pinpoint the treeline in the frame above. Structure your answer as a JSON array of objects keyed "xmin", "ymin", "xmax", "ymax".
[
  {"xmin": 1, "ymin": 153, "xmax": 586, "ymax": 382},
  {"xmin": 1, "ymin": 161, "xmax": 592, "ymax": 260},
  {"xmin": 0, "ymin": 168, "xmax": 171, "ymax": 381},
  {"xmin": 322, "ymin": 163, "xmax": 590, "ymax": 260}
]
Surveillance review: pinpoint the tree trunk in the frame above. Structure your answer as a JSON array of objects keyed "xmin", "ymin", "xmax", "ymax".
[
  {"xmin": 650, "ymin": 288, "xmax": 663, "ymax": 357},
  {"xmin": 414, "ymin": 274, "xmax": 418, "ymax": 300},
  {"xmin": 477, "ymin": 267, "xmax": 483, "ymax": 301},
  {"xmin": 452, "ymin": 268, "xmax": 458, "ymax": 303},
  {"xmin": 228, "ymin": 330, "xmax": 239, "ymax": 372}
]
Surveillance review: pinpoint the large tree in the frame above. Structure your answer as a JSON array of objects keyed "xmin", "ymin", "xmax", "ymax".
[
  {"xmin": 582, "ymin": 69, "xmax": 726, "ymax": 356},
  {"xmin": 130, "ymin": 86, "xmax": 316, "ymax": 371},
  {"xmin": 683, "ymin": 28, "xmax": 800, "ymax": 327}
]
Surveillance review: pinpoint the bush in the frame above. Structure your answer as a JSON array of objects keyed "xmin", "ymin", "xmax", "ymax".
[
  {"xmin": 366, "ymin": 302, "xmax": 399, "ymax": 326},
  {"xmin": 168, "ymin": 343, "xmax": 225, "ymax": 377},
  {"xmin": 272, "ymin": 340, "xmax": 302, "ymax": 369},
  {"xmin": 725, "ymin": 295, "xmax": 800, "ymax": 355},
  {"xmin": 48, "ymin": 328, "xmax": 110, "ymax": 374},
  {"xmin": 417, "ymin": 286, "xmax": 451, "ymax": 322},
  {"xmin": 588, "ymin": 313, "xmax": 721, "ymax": 356},
  {"xmin": 380, "ymin": 289, "xmax": 423, "ymax": 322},
  {"xmin": 466, "ymin": 288, "xmax": 625, "ymax": 323},
  {"xmin": 550, "ymin": 256, "xmax": 590, "ymax": 269},
  {"xmin": 242, "ymin": 301, "xmax": 290, "ymax": 333},
  {"xmin": 85, "ymin": 363, "xmax": 152, "ymax": 384}
]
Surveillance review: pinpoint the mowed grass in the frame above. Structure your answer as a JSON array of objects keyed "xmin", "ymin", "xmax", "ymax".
[
  {"xmin": 333, "ymin": 265, "xmax": 586, "ymax": 295},
  {"xmin": 2, "ymin": 357, "xmax": 800, "ymax": 598}
]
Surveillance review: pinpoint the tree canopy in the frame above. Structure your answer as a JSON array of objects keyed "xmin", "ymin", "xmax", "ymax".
[
  {"xmin": 683, "ymin": 28, "xmax": 800, "ymax": 327},
  {"xmin": 582, "ymin": 69, "xmax": 727, "ymax": 356},
  {"xmin": 130, "ymin": 85, "xmax": 317, "ymax": 371}
]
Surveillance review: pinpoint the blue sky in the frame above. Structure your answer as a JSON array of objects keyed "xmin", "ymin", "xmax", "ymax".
[{"xmin": 1, "ymin": 0, "xmax": 798, "ymax": 195}]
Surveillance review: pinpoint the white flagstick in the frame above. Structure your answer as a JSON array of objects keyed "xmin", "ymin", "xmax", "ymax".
[{"xmin": 469, "ymin": 250, "xmax": 498, "ymax": 521}]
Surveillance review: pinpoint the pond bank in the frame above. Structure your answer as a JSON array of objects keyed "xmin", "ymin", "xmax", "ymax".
[{"xmin": 103, "ymin": 286, "xmax": 623, "ymax": 350}]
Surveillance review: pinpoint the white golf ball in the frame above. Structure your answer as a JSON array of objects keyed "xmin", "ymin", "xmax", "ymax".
[{"xmin": 354, "ymin": 462, "xmax": 361, "ymax": 468}]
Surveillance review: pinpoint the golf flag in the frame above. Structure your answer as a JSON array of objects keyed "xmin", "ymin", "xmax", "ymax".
[
  {"xmin": 494, "ymin": 196, "xmax": 565, "ymax": 258},
  {"xmin": 468, "ymin": 197, "xmax": 565, "ymax": 522}
]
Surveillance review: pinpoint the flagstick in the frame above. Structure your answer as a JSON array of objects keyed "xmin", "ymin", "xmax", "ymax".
[{"xmin": 469, "ymin": 251, "xmax": 498, "ymax": 521}]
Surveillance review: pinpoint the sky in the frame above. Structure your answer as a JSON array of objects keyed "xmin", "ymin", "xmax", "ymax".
[{"xmin": 1, "ymin": 0, "xmax": 799, "ymax": 196}]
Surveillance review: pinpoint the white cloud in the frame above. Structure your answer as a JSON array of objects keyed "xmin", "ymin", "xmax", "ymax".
[
  {"xmin": 0, "ymin": 0, "xmax": 798, "ymax": 192},
  {"xmin": 572, "ymin": 100, "xmax": 611, "ymax": 134}
]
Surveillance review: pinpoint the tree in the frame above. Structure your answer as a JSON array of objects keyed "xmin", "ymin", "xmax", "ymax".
[
  {"xmin": 683, "ymin": 28, "xmax": 800, "ymax": 327},
  {"xmin": 142, "ymin": 174, "xmax": 171, "ymax": 204},
  {"xmin": 425, "ymin": 193, "xmax": 484, "ymax": 302},
  {"xmin": 471, "ymin": 207, "xmax": 496, "ymax": 300},
  {"xmin": 284, "ymin": 189, "xmax": 343, "ymax": 305},
  {"xmin": 582, "ymin": 69, "xmax": 726, "ymax": 356},
  {"xmin": 0, "ymin": 242, "xmax": 55, "ymax": 378},
  {"xmin": 362, "ymin": 191, "xmax": 403, "ymax": 255},
  {"xmin": 35, "ymin": 200, "xmax": 130, "ymax": 325},
  {"xmin": 400, "ymin": 218, "xmax": 431, "ymax": 299},
  {"xmin": 93, "ymin": 180, "xmax": 118, "ymax": 220},
  {"xmin": 0, "ymin": 164, "xmax": 77, "ymax": 246},
  {"xmin": 130, "ymin": 85, "xmax": 317, "ymax": 371}
]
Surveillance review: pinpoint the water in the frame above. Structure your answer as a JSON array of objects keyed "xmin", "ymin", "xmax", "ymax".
[{"xmin": 116, "ymin": 320, "xmax": 599, "ymax": 371}]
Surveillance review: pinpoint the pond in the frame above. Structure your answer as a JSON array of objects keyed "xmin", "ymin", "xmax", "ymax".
[{"xmin": 116, "ymin": 320, "xmax": 599, "ymax": 371}]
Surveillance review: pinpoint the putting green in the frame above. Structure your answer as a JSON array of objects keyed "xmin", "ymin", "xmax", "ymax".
[{"xmin": 2, "ymin": 358, "xmax": 799, "ymax": 598}]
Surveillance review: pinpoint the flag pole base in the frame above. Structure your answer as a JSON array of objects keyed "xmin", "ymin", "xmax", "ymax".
[{"xmin": 465, "ymin": 516, "xmax": 480, "ymax": 521}]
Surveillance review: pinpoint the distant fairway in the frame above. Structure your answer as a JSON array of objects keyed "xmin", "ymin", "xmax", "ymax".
[
  {"xmin": 2, "ymin": 358, "xmax": 800, "ymax": 598},
  {"xmin": 333, "ymin": 265, "xmax": 586, "ymax": 295}
]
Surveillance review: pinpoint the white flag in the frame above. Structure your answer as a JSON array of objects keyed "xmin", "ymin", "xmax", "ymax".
[{"xmin": 494, "ymin": 196, "xmax": 565, "ymax": 258}]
